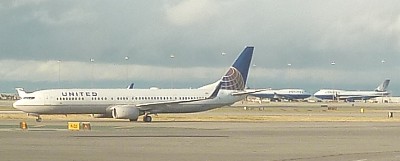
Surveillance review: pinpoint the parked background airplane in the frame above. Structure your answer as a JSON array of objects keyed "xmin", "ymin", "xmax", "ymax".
[
  {"xmin": 313, "ymin": 79, "xmax": 390, "ymax": 102},
  {"xmin": 13, "ymin": 46, "xmax": 256, "ymax": 122},
  {"xmin": 250, "ymin": 88, "xmax": 311, "ymax": 101}
]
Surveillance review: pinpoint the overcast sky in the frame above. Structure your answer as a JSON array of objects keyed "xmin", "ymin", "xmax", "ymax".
[{"xmin": 1, "ymin": 0, "xmax": 400, "ymax": 95}]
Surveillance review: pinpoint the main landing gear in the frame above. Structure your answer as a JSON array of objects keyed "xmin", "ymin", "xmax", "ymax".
[{"xmin": 143, "ymin": 114, "xmax": 152, "ymax": 122}]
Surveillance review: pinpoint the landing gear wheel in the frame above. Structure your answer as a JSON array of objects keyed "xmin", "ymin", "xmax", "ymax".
[
  {"xmin": 143, "ymin": 115, "xmax": 152, "ymax": 122},
  {"xmin": 36, "ymin": 117, "xmax": 42, "ymax": 122}
]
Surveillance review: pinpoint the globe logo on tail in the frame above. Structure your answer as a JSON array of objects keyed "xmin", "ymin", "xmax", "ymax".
[{"xmin": 221, "ymin": 67, "xmax": 245, "ymax": 90}]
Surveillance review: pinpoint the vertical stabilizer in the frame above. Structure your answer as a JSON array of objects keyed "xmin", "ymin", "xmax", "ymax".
[
  {"xmin": 375, "ymin": 79, "xmax": 390, "ymax": 92},
  {"xmin": 127, "ymin": 83, "xmax": 135, "ymax": 89},
  {"xmin": 221, "ymin": 46, "xmax": 254, "ymax": 90},
  {"xmin": 15, "ymin": 88, "xmax": 27, "ymax": 97}
]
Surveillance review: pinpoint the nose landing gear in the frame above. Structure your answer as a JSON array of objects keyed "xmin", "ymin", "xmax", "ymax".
[
  {"xmin": 36, "ymin": 117, "xmax": 42, "ymax": 122},
  {"xmin": 28, "ymin": 113, "xmax": 42, "ymax": 122}
]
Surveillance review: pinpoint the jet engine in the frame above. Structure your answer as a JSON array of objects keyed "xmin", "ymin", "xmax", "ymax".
[{"xmin": 111, "ymin": 105, "xmax": 140, "ymax": 121}]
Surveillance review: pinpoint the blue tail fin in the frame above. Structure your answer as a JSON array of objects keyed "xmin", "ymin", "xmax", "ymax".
[{"xmin": 221, "ymin": 46, "xmax": 254, "ymax": 90}]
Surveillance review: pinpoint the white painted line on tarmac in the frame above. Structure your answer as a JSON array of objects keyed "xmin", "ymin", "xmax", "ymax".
[
  {"xmin": 0, "ymin": 110, "xmax": 24, "ymax": 114},
  {"xmin": 352, "ymin": 159, "xmax": 367, "ymax": 161}
]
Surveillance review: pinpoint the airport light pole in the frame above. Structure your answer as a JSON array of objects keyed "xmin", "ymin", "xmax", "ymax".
[
  {"xmin": 331, "ymin": 61, "xmax": 336, "ymax": 101},
  {"xmin": 287, "ymin": 63, "xmax": 292, "ymax": 88},
  {"xmin": 381, "ymin": 59, "xmax": 386, "ymax": 103},
  {"xmin": 381, "ymin": 59, "xmax": 386, "ymax": 78},
  {"xmin": 90, "ymin": 58, "xmax": 94, "ymax": 88},
  {"xmin": 251, "ymin": 63, "xmax": 257, "ymax": 88},
  {"xmin": 125, "ymin": 56, "xmax": 129, "ymax": 85},
  {"xmin": 170, "ymin": 54, "xmax": 175, "ymax": 89},
  {"xmin": 57, "ymin": 60, "xmax": 61, "ymax": 88}
]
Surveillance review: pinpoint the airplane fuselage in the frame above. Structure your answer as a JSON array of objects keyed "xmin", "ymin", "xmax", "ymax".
[
  {"xmin": 13, "ymin": 88, "xmax": 245, "ymax": 115},
  {"xmin": 251, "ymin": 89, "xmax": 311, "ymax": 100},
  {"xmin": 314, "ymin": 89, "xmax": 389, "ymax": 100}
]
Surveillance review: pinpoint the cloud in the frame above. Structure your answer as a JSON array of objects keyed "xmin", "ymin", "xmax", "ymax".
[
  {"xmin": 0, "ymin": 59, "xmax": 225, "ymax": 83},
  {"xmin": 164, "ymin": 0, "xmax": 220, "ymax": 26},
  {"xmin": 33, "ymin": 6, "xmax": 95, "ymax": 26},
  {"xmin": 1, "ymin": 0, "xmax": 400, "ymax": 94},
  {"xmin": 7, "ymin": 0, "xmax": 47, "ymax": 8}
]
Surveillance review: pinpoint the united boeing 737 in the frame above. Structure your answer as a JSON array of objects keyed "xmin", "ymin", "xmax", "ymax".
[
  {"xmin": 314, "ymin": 79, "xmax": 390, "ymax": 102},
  {"xmin": 13, "ymin": 46, "xmax": 256, "ymax": 122}
]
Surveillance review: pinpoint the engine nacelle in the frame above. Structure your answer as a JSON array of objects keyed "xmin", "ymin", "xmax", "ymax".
[{"xmin": 111, "ymin": 105, "xmax": 140, "ymax": 121}]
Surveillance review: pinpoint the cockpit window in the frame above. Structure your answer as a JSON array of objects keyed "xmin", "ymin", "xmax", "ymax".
[{"xmin": 23, "ymin": 97, "xmax": 35, "ymax": 100}]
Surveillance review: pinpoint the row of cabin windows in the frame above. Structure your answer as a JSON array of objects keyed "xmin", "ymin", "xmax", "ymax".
[
  {"xmin": 135, "ymin": 96, "xmax": 205, "ymax": 100},
  {"xmin": 288, "ymin": 91, "xmax": 304, "ymax": 94},
  {"xmin": 57, "ymin": 97, "xmax": 85, "ymax": 101},
  {"xmin": 56, "ymin": 96, "xmax": 206, "ymax": 101},
  {"xmin": 93, "ymin": 97, "xmax": 107, "ymax": 101}
]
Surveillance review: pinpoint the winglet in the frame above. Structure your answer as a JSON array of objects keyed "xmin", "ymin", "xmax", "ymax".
[{"xmin": 208, "ymin": 81, "xmax": 222, "ymax": 99}]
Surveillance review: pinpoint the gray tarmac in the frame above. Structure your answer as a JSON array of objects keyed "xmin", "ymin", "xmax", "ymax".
[{"xmin": 1, "ymin": 120, "xmax": 400, "ymax": 161}]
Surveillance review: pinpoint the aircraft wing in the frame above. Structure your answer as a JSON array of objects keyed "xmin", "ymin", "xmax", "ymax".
[
  {"xmin": 136, "ymin": 81, "xmax": 222, "ymax": 111},
  {"xmin": 338, "ymin": 95, "xmax": 375, "ymax": 101},
  {"xmin": 231, "ymin": 89, "xmax": 267, "ymax": 96},
  {"xmin": 136, "ymin": 97, "xmax": 206, "ymax": 111},
  {"xmin": 273, "ymin": 93, "xmax": 290, "ymax": 99},
  {"xmin": 136, "ymin": 98, "xmax": 209, "ymax": 107}
]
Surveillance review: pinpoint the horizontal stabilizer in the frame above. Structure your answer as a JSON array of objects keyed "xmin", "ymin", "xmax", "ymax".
[{"xmin": 231, "ymin": 89, "xmax": 266, "ymax": 96}]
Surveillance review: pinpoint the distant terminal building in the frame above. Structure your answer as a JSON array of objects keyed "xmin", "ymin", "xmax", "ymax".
[
  {"xmin": 369, "ymin": 97, "xmax": 400, "ymax": 103},
  {"xmin": 0, "ymin": 93, "xmax": 18, "ymax": 100}
]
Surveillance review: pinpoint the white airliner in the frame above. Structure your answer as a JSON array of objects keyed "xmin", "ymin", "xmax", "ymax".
[
  {"xmin": 13, "ymin": 46, "xmax": 256, "ymax": 122},
  {"xmin": 250, "ymin": 88, "xmax": 311, "ymax": 101},
  {"xmin": 314, "ymin": 79, "xmax": 390, "ymax": 102}
]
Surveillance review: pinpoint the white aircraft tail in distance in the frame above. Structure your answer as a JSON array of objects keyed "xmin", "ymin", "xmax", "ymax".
[
  {"xmin": 314, "ymin": 79, "xmax": 390, "ymax": 102},
  {"xmin": 375, "ymin": 79, "xmax": 390, "ymax": 92},
  {"xmin": 13, "ymin": 46, "xmax": 256, "ymax": 122}
]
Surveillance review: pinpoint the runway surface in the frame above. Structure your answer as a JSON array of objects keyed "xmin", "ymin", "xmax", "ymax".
[{"xmin": 1, "ymin": 120, "xmax": 400, "ymax": 161}]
